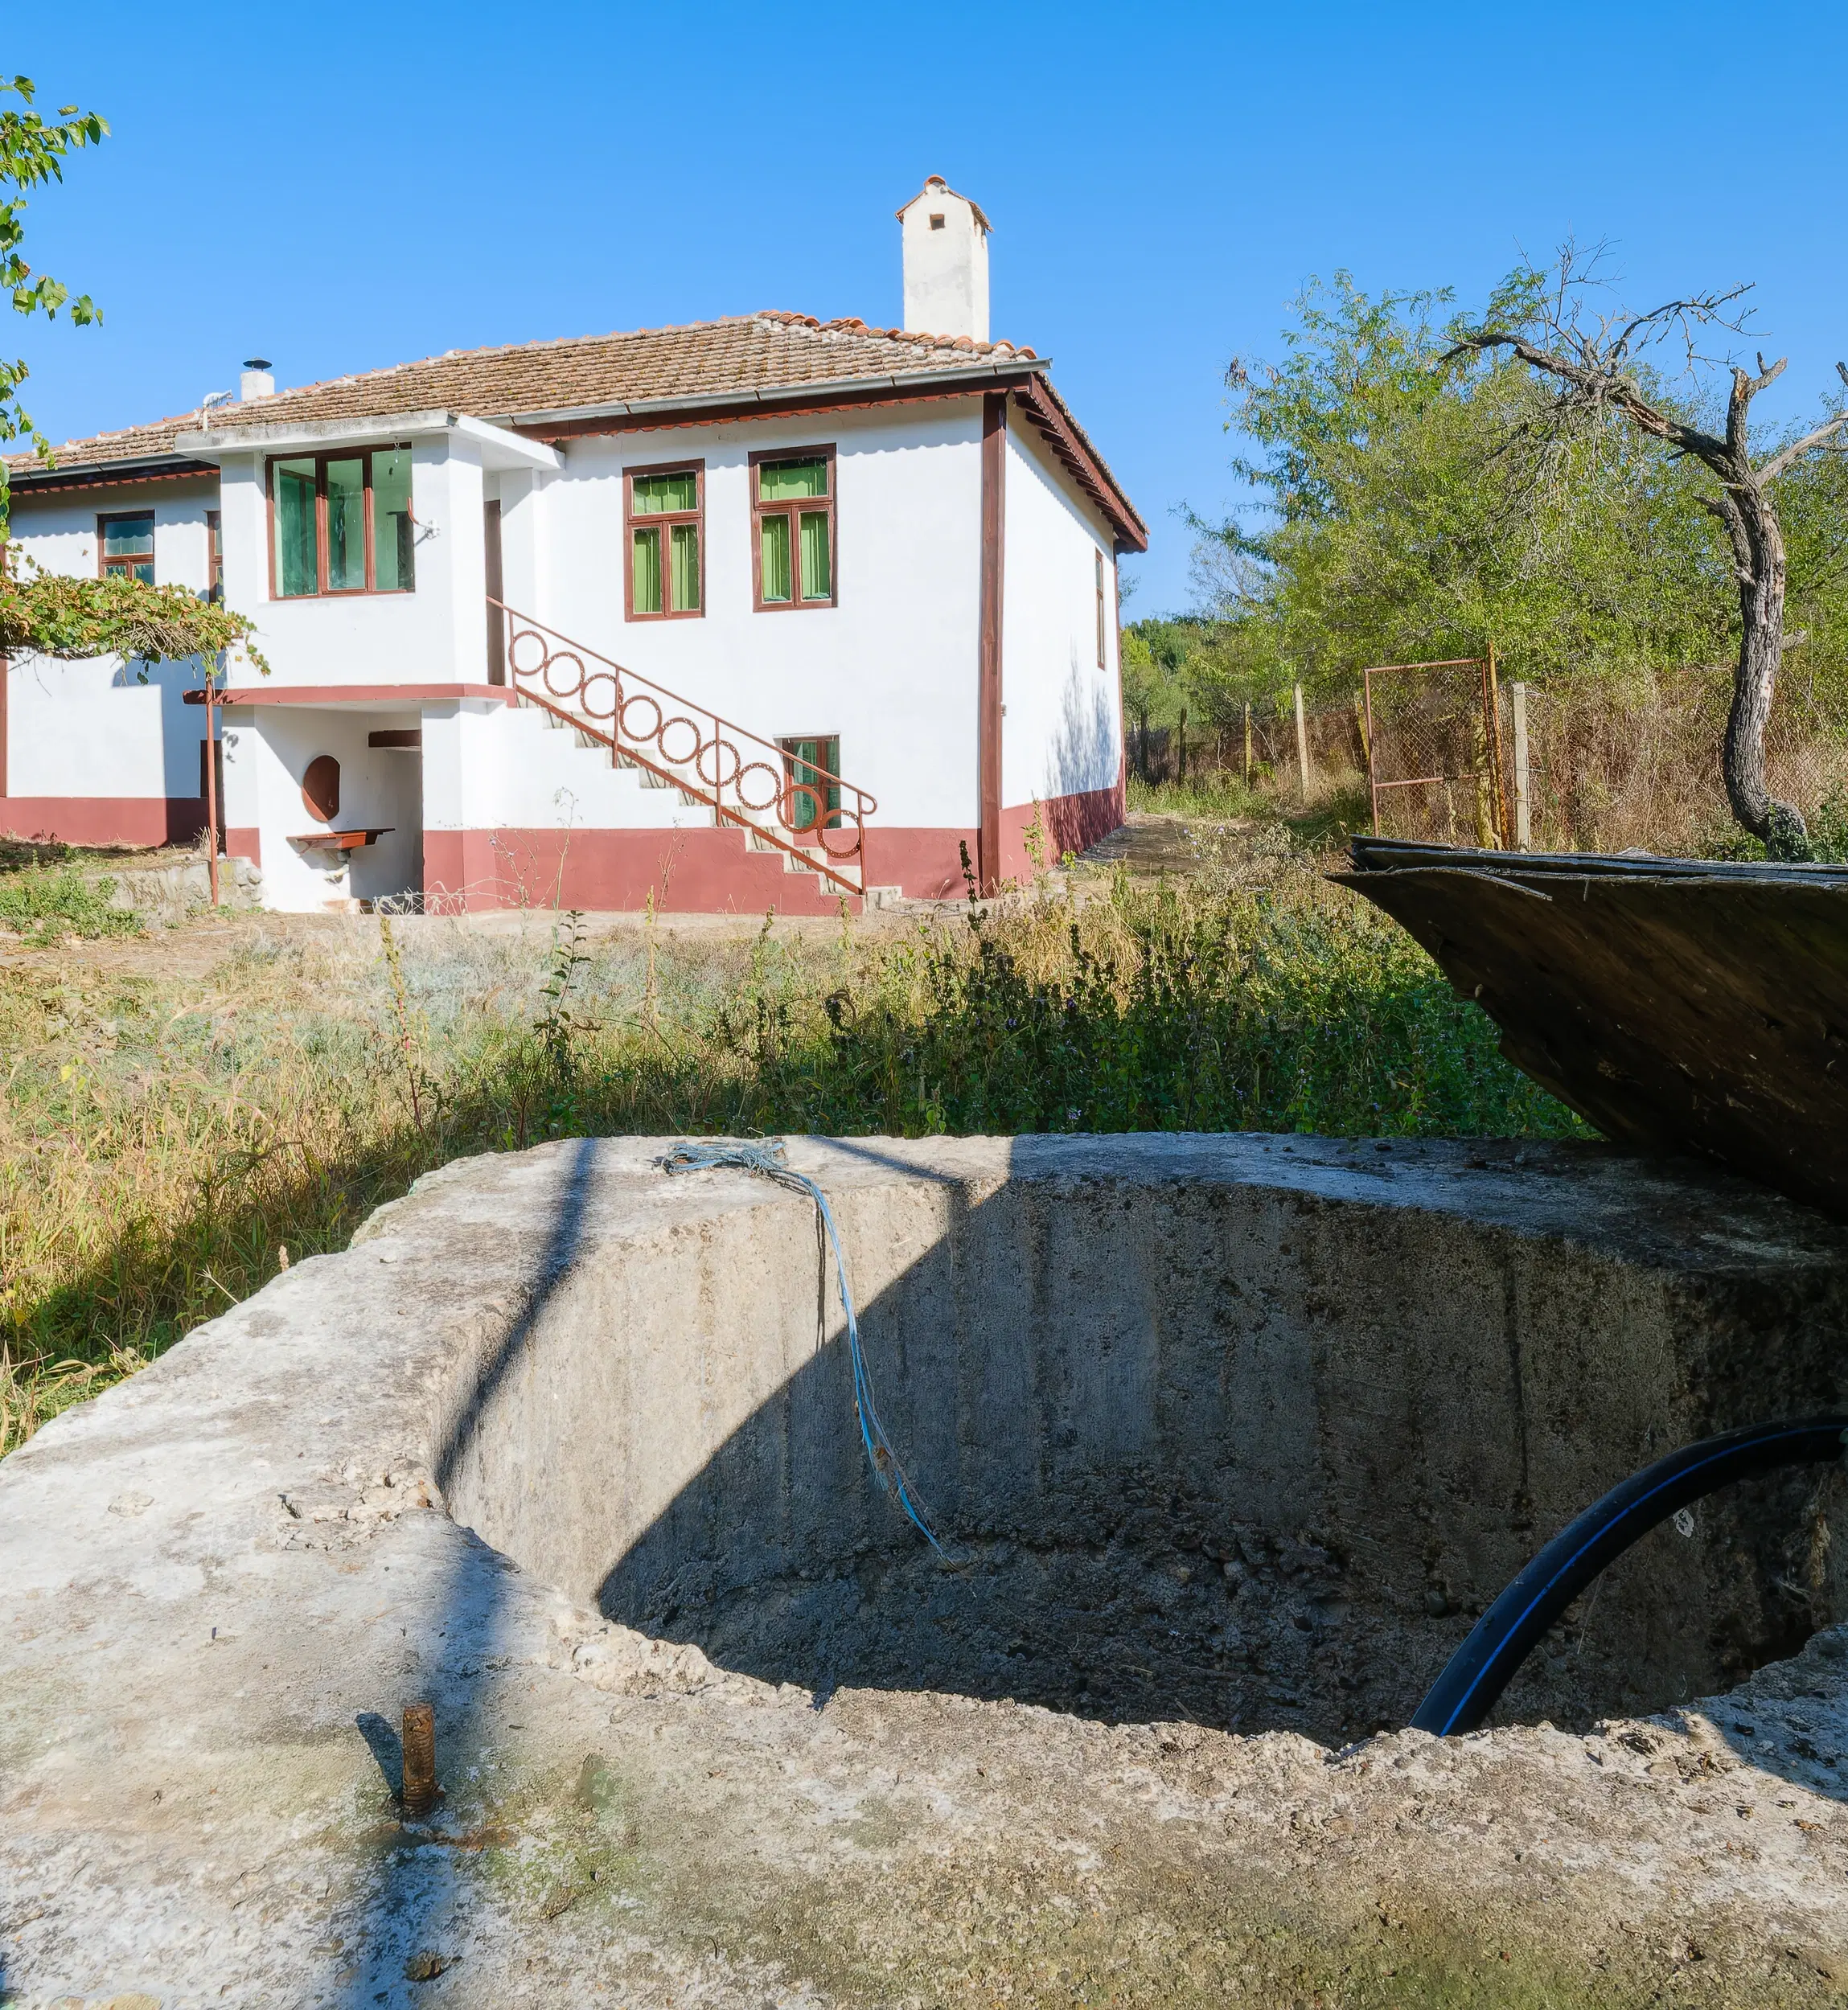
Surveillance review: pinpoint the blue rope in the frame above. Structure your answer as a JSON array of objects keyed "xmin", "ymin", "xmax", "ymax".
[{"xmin": 660, "ymin": 1138, "xmax": 942, "ymax": 1552}]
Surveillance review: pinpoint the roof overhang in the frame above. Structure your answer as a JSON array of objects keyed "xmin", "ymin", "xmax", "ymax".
[
  {"xmin": 186, "ymin": 683, "xmax": 516, "ymax": 709},
  {"xmin": 6, "ymin": 456, "xmax": 218, "ymax": 495},
  {"xmin": 502, "ymin": 358, "xmax": 1049, "ymax": 435},
  {"xmin": 1011, "ymin": 376, "xmax": 1147, "ymax": 552},
  {"xmin": 175, "ymin": 411, "xmax": 561, "ymax": 473},
  {"xmin": 6, "ymin": 357, "xmax": 1143, "ymax": 548}
]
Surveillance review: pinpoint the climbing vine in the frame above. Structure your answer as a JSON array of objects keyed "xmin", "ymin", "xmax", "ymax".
[{"xmin": 0, "ymin": 556, "xmax": 269, "ymax": 674}]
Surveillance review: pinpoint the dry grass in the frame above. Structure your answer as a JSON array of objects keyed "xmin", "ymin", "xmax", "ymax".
[
  {"xmin": 0, "ymin": 859, "xmax": 1587, "ymax": 1458},
  {"xmin": 1139, "ymin": 675, "xmax": 1848, "ymax": 860}
]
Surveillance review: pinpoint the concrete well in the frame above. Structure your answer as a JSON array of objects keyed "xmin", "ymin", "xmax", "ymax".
[{"xmin": 6, "ymin": 1135, "xmax": 1848, "ymax": 2008}]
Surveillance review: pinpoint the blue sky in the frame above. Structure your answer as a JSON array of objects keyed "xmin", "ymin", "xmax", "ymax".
[{"xmin": 10, "ymin": 2, "xmax": 1848, "ymax": 613}]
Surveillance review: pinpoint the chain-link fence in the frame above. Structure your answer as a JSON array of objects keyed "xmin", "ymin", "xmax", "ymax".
[
  {"xmin": 1514, "ymin": 677, "xmax": 1848, "ymax": 854},
  {"xmin": 1129, "ymin": 663, "xmax": 1848, "ymax": 855},
  {"xmin": 1362, "ymin": 658, "xmax": 1511, "ymax": 846}
]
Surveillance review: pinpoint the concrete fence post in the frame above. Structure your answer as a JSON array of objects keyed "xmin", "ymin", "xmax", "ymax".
[
  {"xmin": 1294, "ymin": 683, "xmax": 1312, "ymax": 803},
  {"xmin": 1511, "ymin": 681, "xmax": 1532, "ymax": 851}
]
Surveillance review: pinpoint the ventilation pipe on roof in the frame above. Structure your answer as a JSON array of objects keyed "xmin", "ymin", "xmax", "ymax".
[
  {"xmin": 896, "ymin": 176, "xmax": 990, "ymax": 343},
  {"xmin": 240, "ymin": 358, "xmax": 275, "ymax": 401}
]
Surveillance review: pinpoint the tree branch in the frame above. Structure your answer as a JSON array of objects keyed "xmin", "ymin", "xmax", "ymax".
[
  {"xmin": 1447, "ymin": 327, "xmax": 1727, "ymax": 466},
  {"xmin": 1698, "ymin": 491, "xmax": 1755, "ymax": 586},
  {"xmin": 1756, "ymin": 399, "xmax": 1848, "ymax": 482}
]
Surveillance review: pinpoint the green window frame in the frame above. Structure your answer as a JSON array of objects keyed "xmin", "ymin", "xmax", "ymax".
[
  {"xmin": 751, "ymin": 446, "xmax": 836, "ymax": 611},
  {"xmin": 781, "ymin": 735, "xmax": 843, "ymax": 831},
  {"xmin": 99, "ymin": 512, "xmax": 155, "ymax": 585},
  {"xmin": 624, "ymin": 461, "xmax": 703, "ymax": 619},
  {"xmin": 267, "ymin": 445, "xmax": 416, "ymax": 599}
]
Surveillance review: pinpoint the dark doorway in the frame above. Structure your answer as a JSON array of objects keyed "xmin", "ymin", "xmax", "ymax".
[{"xmin": 484, "ymin": 499, "xmax": 505, "ymax": 686}]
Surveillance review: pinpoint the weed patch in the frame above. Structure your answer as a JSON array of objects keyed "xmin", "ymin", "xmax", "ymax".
[
  {"xmin": 0, "ymin": 861, "xmax": 142, "ymax": 944},
  {"xmin": 0, "ymin": 868, "xmax": 1587, "ymax": 1454}
]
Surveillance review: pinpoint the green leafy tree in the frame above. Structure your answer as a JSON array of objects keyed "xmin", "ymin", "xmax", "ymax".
[
  {"xmin": 1199, "ymin": 274, "xmax": 1735, "ymax": 704},
  {"xmin": 1451, "ymin": 249, "xmax": 1848, "ymax": 855},
  {"xmin": 1197, "ymin": 264, "xmax": 1848, "ymax": 853}
]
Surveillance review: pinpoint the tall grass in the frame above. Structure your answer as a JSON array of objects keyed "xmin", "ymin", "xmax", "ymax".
[
  {"xmin": 0, "ymin": 868, "xmax": 1587, "ymax": 1455},
  {"xmin": 1127, "ymin": 772, "xmax": 1373, "ymax": 851}
]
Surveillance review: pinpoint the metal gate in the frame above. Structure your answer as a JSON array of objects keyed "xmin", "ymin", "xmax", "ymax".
[{"xmin": 1362, "ymin": 654, "xmax": 1513, "ymax": 847}]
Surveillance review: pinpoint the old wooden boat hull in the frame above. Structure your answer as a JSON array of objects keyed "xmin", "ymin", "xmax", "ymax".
[{"xmin": 1336, "ymin": 836, "xmax": 1848, "ymax": 1220}]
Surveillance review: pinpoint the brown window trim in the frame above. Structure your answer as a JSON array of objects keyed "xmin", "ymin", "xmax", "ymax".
[
  {"xmin": 779, "ymin": 732, "xmax": 844, "ymax": 831},
  {"xmin": 98, "ymin": 508, "xmax": 156, "ymax": 584},
  {"xmin": 265, "ymin": 444, "xmax": 414, "ymax": 601},
  {"xmin": 206, "ymin": 508, "xmax": 224, "ymax": 604},
  {"xmin": 749, "ymin": 443, "xmax": 837, "ymax": 613},
  {"xmin": 622, "ymin": 457, "xmax": 704, "ymax": 621},
  {"xmin": 1095, "ymin": 548, "xmax": 1107, "ymax": 669}
]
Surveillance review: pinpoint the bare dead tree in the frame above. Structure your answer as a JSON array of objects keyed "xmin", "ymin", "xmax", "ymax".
[{"xmin": 1451, "ymin": 251, "xmax": 1848, "ymax": 857}]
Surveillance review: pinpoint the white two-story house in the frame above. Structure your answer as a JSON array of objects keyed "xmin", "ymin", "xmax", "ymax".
[{"xmin": 0, "ymin": 179, "xmax": 1144, "ymax": 913}]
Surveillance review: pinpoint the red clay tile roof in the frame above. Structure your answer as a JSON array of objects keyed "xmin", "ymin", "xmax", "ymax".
[
  {"xmin": 10, "ymin": 313, "xmax": 1040, "ymax": 474},
  {"xmin": 6, "ymin": 310, "xmax": 1145, "ymax": 546}
]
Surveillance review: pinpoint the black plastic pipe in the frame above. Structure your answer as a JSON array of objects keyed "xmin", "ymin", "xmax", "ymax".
[{"xmin": 1411, "ymin": 1415, "xmax": 1848, "ymax": 1737}]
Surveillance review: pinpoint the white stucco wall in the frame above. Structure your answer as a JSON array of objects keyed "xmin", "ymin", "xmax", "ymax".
[
  {"xmin": 1000, "ymin": 421, "xmax": 1123, "ymax": 811},
  {"xmin": 201, "ymin": 403, "xmax": 984, "ymax": 839},
  {"xmin": 220, "ymin": 704, "xmax": 425, "ymax": 910},
  {"xmin": 530, "ymin": 401, "xmax": 986, "ymax": 833},
  {"xmin": 213, "ymin": 434, "xmax": 483, "ymax": 693},
  {"xmin": 420, "ymin": 699, "xmax": 709, "ymax": 835},
  {"xmin": 5, "ymin": 477, "xmax": 218, "ymax": 802}
]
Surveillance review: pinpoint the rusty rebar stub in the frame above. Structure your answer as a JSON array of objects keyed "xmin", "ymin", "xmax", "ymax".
[{"xmin": 401, "ymin": 1700, "xmax": 440, "ymax": 1819}]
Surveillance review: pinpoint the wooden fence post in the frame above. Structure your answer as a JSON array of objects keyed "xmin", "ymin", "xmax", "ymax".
[
  {"xmin": 1293, "ymin": 683, "xmax": 1312, "ymax": 802},
  {"xmin": 1243, "ymin": 702, "xmax": 1253, "ymax": 787},
  {"xmin": 1511, "ymin": 681, "xmax": 1532, "ymax": 851}
]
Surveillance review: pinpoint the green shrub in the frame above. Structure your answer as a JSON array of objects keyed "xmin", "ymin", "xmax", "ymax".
[{"xmin": 0, "ymin": 863, "xmax": 141, "ymax": 944}]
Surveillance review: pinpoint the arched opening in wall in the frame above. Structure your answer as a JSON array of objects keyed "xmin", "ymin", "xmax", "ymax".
[
  {"xmin": 435, "ymin": 1158, "xmax": 1848, "ymax": 1746},
  {"xmin": 301, "ymin": 754, "xmax": 340, "ymax": 824}
]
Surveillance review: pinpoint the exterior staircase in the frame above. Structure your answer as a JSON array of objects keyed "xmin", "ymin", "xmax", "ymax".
[{"xmin": 492, "ymin": 600, "xmax": 886, "ymax": 902}]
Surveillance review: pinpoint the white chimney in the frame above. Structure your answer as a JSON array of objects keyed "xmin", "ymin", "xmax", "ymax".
[
  {"xmin": 896, "ymin": 177, "xmax": 990, "ymax": 342},
  {"xmin": 240, "ymin": 356, "xmax": 275, "ymax": 401}
]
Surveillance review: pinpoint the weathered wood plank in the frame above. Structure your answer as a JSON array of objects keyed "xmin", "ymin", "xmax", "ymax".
[{"xmin": 1337, "ymin": 840, "xmax": 1848, "ymax": 1220}]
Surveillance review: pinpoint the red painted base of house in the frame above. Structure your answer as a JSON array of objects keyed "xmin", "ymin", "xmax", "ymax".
[
  {"xmin": 419, "ymin": 783, "xmax": 1125, "ymax": 913},
  {"xmin": 1000, "ymin": 781, "xmax": 1125, "ymax": 885},
  {"xmin": 8, "ymin": 781, "xmax": 1125, "ymax": 913},
  {"xmin": 0, "ymin": 796, "xmax": 207, "ymax": 849},
  {"xmin": 420, "ymin": 827, "xmax": 866, "ymax": 915}
]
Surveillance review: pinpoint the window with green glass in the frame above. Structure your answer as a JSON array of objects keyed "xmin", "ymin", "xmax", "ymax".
[
  {"xmin": 753, "ymin": 450, "xmax": 835, "ymax": 609},
  {"xmin": 99, "ymin": 513, "xmax": 155, "ymax": 585},
  {"xmin": 269, "ymin": 445, "xmax": 416, "ymax": 598},
  {"xmin": 625, "ymin": 463, "xmax": 702, "ymax": 617},
  {"xmin": 372, "ymin": 448, "xmax": 415, "ymax": 592},
  {"xmin": 273, "ymin": 462, "xmax": 317, "ymax": 597},
  {"xmin": 781, "ymin": 735, "xmax": 842, "ymax": 831},
  {"xmin": 326, "ymin": 458, "xmax": 366, "ymax": 592}
]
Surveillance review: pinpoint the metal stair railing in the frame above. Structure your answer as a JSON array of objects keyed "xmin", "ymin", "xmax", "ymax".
[{"xmin": 489, "ymin": 599, "xmax": 876, "ymax": 896}]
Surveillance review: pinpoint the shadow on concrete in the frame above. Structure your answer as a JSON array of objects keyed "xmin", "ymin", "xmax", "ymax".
[
  {"xmin": 586, "ymin": 1167, "xmax": 1846, "ymax": 1751},
  {"xmin": 355, "ymin": 1712, "xmax": 403, "ymax": 1801},
  {"xmin": 338, "ymin": 1135, "xmax": 598, "ymax": 2008}
]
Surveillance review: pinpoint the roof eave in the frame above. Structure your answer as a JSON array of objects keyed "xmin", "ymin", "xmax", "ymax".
[
  {"xmin": 498, "ymin": 357, "xmax": 1049, "ymax": 432},
  {"xmin": 1012, "ymin": 376, "xmax": 1148, "ymax": 552},
  {"xmin": 5, "ymin": 453, "xmax": 216, "ymax": 494}
]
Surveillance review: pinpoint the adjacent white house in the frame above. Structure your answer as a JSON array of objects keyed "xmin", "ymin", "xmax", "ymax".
[{"xmin": 0, "ymin": 178, "xmax": 1144, "ymax": 913}]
